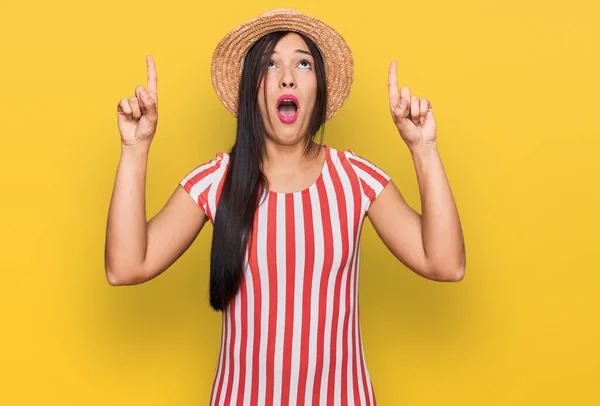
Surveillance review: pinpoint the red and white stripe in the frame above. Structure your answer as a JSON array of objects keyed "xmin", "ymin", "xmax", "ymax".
[{"xmin": 180, "ymin": 145, "xmax": 390, "ymax": 405}]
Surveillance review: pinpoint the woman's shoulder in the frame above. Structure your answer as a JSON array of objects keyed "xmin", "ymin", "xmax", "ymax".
[
  {"xmin": 179, "ymin": 152, "xmax": 231, "ymax": 223},
  {"xmin": 179, "ymin": 151, "xmax": 230, "ymax": 189},
  {"xmin": 328, "ymin": 145, "xmax": 381, "ymax": 170},
  {"xmin": 205, "ymin": 151, "xmax": 230, "ymax": 165},
  {"xmin": 329, "ymin": 145, "xmax": 391, "ymax": 203},
  {"xmin": 323, "ymin": 144, "xmax": 356, "ymax": 163}
]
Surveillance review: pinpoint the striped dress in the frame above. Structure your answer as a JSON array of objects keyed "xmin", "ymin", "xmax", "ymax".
[{"xmin": 179, "ymin": 144, "xmax": 391, "ymax": 405}]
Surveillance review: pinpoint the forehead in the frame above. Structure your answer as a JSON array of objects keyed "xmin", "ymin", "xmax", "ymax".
[{"xmin": 273, "ymin": 32, "xmax": 310, "ymax": 53}]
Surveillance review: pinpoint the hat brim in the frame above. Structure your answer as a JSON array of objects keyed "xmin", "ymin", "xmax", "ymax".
[{"xmin": 211, "ymin": 9, "xmax": 354, "ymax": 120}]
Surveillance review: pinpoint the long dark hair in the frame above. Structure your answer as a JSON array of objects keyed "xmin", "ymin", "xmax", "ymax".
[{"xmin": 209, "ymin": 31, "xmax": 328, "ymax": 311}]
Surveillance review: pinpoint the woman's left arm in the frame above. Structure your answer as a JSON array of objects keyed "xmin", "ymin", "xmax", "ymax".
[{"xmin": 367, "ymin": 61, "xmax": 466, "ymax": 282}]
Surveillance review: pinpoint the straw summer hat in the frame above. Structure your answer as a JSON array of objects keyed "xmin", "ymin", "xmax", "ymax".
[{"xmin": 211, "ymin": 8, "xmax": 354, "ymax": 120}]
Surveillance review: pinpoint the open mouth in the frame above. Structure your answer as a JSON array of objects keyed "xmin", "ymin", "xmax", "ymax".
[{"xmin": 276, "ymin": 94, "xmax": 299, "ymax": 123}]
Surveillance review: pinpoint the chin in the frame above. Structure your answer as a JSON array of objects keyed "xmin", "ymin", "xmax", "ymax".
[
  {"xmin": 269, "ymin": 131, "xmax": 305, "ymax": 146},
  {"xmin": 265, "ymin": 121, "xmax": 309, "ymax": 146}
]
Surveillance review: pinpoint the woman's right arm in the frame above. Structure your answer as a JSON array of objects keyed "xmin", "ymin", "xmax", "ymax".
[
  {"xmin": 104, "ymin": 145, "xmax": 208, "ymax": 285},
  {"xmin": 104, "ymin": 55, "xmax": 208, "ymax": 285}
]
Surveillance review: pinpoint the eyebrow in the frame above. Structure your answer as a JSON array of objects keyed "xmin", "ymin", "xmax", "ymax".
[{"xmin": 271, "ymin": 49, "xmax": 313, "ymax": 56}]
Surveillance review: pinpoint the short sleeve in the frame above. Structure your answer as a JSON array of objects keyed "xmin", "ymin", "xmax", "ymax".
[
  {"xmin": 179, "ymin": 152, "xmax": 229, "ymax": 223},
  {"xmin": 345, "ymin": 149, "xmax": 391, "ymax": 211}
]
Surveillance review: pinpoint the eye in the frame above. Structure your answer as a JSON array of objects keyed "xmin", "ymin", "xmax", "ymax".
[
  {"xmin": 267, "ymin": 60, "xmax": 276, "ymax": 69},
  {"xmin": 298, "ymin": 59, "xmax": 312, "ymax": 69}
]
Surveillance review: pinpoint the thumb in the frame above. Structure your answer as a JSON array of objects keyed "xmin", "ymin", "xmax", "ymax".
[
  {"xmin": 140, "ymin": 90, "xmax": 158, "ymax": 124},
  {"xmin": 392, "ymin": 97, "xmax": 410, "ymax": 128},
  {"xmin": 425, "ymin": 105, "xmax": 434, "ymax": 121}
]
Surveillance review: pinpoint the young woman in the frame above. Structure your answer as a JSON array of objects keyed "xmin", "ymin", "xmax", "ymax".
[{"xmin": 105, "ymin": 8, "xmax": 465, "ymax": 405}]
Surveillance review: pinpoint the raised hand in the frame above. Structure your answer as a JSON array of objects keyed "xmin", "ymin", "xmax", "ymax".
[
  {"xmin": 117, "ymin": 55, "xmax": 159, "ymax": 147},
  {"xmin": 388, "ymin": 60, "xmax": 437, "ymax": 148}
]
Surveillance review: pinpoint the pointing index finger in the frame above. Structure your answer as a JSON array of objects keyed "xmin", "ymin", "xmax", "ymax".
[{"xmin": 146, "ymin": 55, "xmax": 158, "ymax": 102}]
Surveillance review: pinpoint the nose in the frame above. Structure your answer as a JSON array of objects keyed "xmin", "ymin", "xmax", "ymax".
[
  {"xmin": 281, "ymin": 78, "xmax": 295, "ymax": 88},
  {"xmin": 280, "ymin": 68, "xmax": 295, "ymax": 89}
]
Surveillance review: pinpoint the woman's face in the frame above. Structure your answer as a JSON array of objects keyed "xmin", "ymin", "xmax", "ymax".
[{"xmin": 257, "ymin": 32, "xmax": 318, "ymax": 146}]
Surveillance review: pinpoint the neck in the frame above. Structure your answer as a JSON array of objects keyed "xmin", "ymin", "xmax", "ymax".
[{"xmin": 262, "ymin": 138, "xmax": 322, "ymax": 173}]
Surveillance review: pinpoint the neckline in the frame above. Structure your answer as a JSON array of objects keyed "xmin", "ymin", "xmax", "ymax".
[{"xmin": 266, "ymin": 144, "xmax": 330, "ymax": 196}]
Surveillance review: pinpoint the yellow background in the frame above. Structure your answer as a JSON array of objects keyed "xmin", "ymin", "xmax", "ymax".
[{"xmin": 1, "ymin": 0, "xmax": 599, "ymax": 404}]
